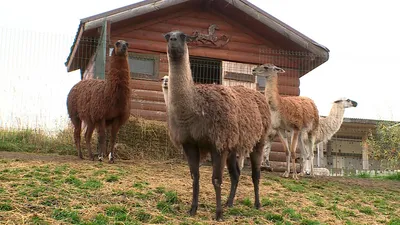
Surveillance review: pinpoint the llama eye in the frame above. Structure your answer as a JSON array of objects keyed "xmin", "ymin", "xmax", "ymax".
[
  {"xmin": 179, "ymin": 33, "xmax": 187, "ymax": 41},
  {"xmin": 115, "ymin": 42, "xmax": 121, "ymax": 47}
]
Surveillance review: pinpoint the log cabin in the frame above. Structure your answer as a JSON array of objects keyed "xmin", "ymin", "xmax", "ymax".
[{"xmin": 65, "ymin": 0, "xmax": 330, "ymax": 171}]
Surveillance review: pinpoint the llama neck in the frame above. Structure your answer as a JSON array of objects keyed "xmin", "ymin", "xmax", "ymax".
[
  {"xmin": 325, "ymin": 103, "xmax": 346, "ymax": 131},
  {"xmin": 264, "ymin": 74, "xmax": 281, "ymax": 110},
  {"xmin": 162, "ymin": 88, "xmax": 168, "ymax": 105},
  {"xmin": 105, "ymin": 56, "xmax": 131, "ymax": 104},
  {"xmin": 168, "ymin": 55, "xmax": 195, "ymax": 112}
]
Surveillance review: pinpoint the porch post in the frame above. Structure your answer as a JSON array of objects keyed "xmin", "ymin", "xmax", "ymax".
[{"xmin": 362, "ymin": 136, "xmax": 369, "ymax": 170}]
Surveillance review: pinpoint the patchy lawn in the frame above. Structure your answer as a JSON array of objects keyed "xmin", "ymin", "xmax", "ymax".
[{"xmin": 0, "ymin": 151, "xmax": 399, "ymax": 225}]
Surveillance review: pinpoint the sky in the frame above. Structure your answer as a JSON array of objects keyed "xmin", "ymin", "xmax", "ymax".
[{"xmin": 1, "ymin": 0, "xmax": 400, "ymax": 131}]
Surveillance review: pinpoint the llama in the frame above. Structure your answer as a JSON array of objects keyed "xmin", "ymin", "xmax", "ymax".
[
  {"xmin": 161, "ymin": 75, "xmax": 169, "ymax": 103},
  {"xmin": 164, "ymin": 31, "xmax": 271, "ymax": 221},
  {"xmin": 67, "ymin": 40, "xmax": 131, "ymax": 163},
  {"xmin": 253, "ymin": 64, "xmax": 319, "ymax": 180},
  {"xmin": 301, "ymin": 98, "xmax": 357, "ymax": 176}
]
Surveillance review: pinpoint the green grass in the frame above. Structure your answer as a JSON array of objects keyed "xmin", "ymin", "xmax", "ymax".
[
  {"xmin": 0, "ymin": 154, "xmax": 398, "ymax": 224},
  {"xmin": 0, "ymin": 203, "xmax": 12, "ymax": 211},
  {"xmin": 105, "ymin": 174, "xmax": 119, "ymax": 182},
  {"xmin": 0, "ymin": 128, "xmax": 76, "ymax": 155},
  {"xmin": 355, "ymin": 171, "xmax": 400, "ymax": 181},
  {"xmin": 52, "ymin": 208, "xmax": 81, "ymax": 224},
  {"xmin": 384, "ymin": 172, "xmax": 400, "ymax": 181}
]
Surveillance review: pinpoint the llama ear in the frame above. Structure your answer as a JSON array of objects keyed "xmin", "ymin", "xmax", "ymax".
[
  {"xmin": 125, "ymin": 42, "xmax": 129, "ymax": 47},
  {"xmin": 333, "ymin": 99, "xmax": 342, "ymax": 103},
  {"xmin": 275, "ymin": 67, "xmax": 285, "ymax": 73},
  {"xmin": 163, "ymin": 33, "xmax": 171, "ymax": 41}
]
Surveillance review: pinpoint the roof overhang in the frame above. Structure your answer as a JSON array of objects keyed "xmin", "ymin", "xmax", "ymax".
[{"xmin": 65, "ymin": 0, "xmax": 330, "ymax": 73}]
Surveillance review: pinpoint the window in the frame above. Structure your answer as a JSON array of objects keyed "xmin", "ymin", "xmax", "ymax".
[
  {"xmin": 128, "ymin": 53, "xmax": 159, "ymax": 80},
  {"xmin": 190, "ymin": 57, "xmax": 222, "ymax": 84},
  {"xmin": 257, "ymin": 76, "xmax": 266, "ymax": 91}
]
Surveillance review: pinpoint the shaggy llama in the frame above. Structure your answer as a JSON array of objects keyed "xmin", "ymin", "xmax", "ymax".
[
  {"xmin": 253, "ymin": 64, "xmax": 319, "ymax": 179},
  {"xmin": 301, "ymin": 97, "xmax": 357, "ymax": 175},
  {"xmin": 67, "ymin": 40, "xmax": 131, "ymax": 163},
  {"xmin": 164, "ymin": 31, "xmax": 271, "ymax": 221}
]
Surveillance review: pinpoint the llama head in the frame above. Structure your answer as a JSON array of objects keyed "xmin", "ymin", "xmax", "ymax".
[
  {"xmin": 164, "ymin": 30, "xmax": 188, "ymax": 61},
  {"xmin": 160, "ymin": 75, "xmax": 169, "ymax": 90},
  {"xmin": 252, "ymin": 64, "xmax": 285, "ymax": 78},
  {"xmin": 333, "ymin": 98, "xmax": 358, "ymax": 108},
  {"xmin": 112, "ymin": 40, "xmax": 129, "ymax": 57}
]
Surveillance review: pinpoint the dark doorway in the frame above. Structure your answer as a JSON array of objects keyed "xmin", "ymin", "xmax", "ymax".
[{"xmin": 190, "ymin": 57, "xmax": 222, "ymax": 84}]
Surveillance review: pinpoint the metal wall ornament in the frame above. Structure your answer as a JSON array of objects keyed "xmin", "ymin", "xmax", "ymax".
[{"xmin": 187, "ymin": 24, "xmax": 230, "ymax": 48}]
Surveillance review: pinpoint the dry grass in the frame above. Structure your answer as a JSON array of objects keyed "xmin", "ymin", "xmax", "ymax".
[
  {"xmin": 0, "ymin": 116, "xmax": 181, "ymax": 161},
  {"xmin": 0, "ymin": 151, "xmax": 399, "ymax": 225}
]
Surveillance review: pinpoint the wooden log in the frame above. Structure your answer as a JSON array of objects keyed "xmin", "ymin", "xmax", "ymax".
[
  {"xmin": 130, "ymin": 79, "xmax": 163, "ymax": 92},
  {"xmin": 278, "ymin": 85, "xmax": 300, "ymax": 96},
  {"xmin": 269, "ymin": 161, "xmax": 300, "ymax": 173},
  {"xmin": 269, "ymin": 151, "xmax": 288, "ymax": 162},
  {"xmin": 132, "ymin": 89, "xmax": 165, "ymax": 102},
  {"xmin": 118, "ymin": 34, "xmax": 301, "ymax": 69},
  {"xmin": 140, "ymin": 22, "xmax": 262, "ymax": 45},
  {"xmin": 270, "ymin": 142, "xmax": 301, "ymax": 154},
  {"xmin": 131, "ymin": 100, "xmax": 166, "ymax": 112},
  {"xmin": 130, "ymin": 109, "xmax": 167, "ymax": 121}
]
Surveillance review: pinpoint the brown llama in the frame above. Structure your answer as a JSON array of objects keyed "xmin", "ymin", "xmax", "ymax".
[
  {"xmin": 66, "ymin": 40, "xmax": 131, "ymax": 163},
  {"xmin": 253, "ymin": 64, "xmax": 319, "ymax": 180},
  {"xmin": 164, "ymin": 31, "xmax": 271, "ymax": 221}
]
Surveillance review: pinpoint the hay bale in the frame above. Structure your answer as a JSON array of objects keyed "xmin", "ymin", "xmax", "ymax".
[{"xmin": 117, "ymin": 116, "xmax": 182, "ymax": 160}]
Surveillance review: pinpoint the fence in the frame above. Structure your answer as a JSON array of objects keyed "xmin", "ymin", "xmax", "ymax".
[{"xmin": 0, "ymin": 27, "xmax": 397, "ymax": 173}]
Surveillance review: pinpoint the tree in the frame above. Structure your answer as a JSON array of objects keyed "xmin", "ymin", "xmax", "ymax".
[{"xmin": 366, "ymin": 122, "xmax": 400, "ymax": 169}]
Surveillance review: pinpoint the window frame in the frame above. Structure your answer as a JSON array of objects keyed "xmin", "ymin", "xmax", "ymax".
[{"xmin": 128, "ymin": 52, "xmax": 160, "ymax": 81}]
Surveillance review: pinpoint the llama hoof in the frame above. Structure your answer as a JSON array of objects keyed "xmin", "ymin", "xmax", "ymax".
[
  {"xmin": 298, "ymin": 172, "xmax": 305, "ymax": 177},
  {"xmin": 254, "ymin": 202, "xmax": 261, "ymax": 209},
  {"xmin": 282, "ymin": 171, "xmax": 289, "ymax": 178},
  {"xmin": 108, "ymin": 159, "xmax": 115, "ymax": 164},
  {"xmin": 292, "ymin": 174, "xmax": 299, "ymax": 180},
  {"xmin": 215, "ymin": 211, "xmax": 224, "ymax": 222},
  {"xmin": 224, "ymin": 201, "xmax": 233, "ymax": 208},
  {"xmin": 188, "ymin": 205, "xmax": 198, "ymax": 216}
]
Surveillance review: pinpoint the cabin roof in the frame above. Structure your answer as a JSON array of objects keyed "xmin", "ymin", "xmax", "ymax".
[{"xmin": 65, "ymin": 0, "xmax": 330, "ymax": 73}]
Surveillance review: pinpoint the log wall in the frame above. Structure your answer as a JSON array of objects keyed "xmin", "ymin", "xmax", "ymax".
[{"xmin": 107, "ymin": 8, "xmax": 303, "ymax": 169}]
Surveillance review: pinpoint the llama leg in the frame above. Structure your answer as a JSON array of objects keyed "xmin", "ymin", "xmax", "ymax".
[
  {"xmin": 72, "ymin": 118, "xmax": 83, "ymax": 159},
  {"xmin": 225, "ymin": 150, "xmax": 240, "ymax": 207},
  {"xmin": 211, "ymin": 148, "xmax": 228, "ymax": 221},
  {"xmin": 309, "ymin": 137, "xmax": 316, "ymax": 177},
  {"xmin": 261, "ymin": 135, "xmax": 272, "ymax": 170},
  {"xmin": 84, "ymin": 123, "xmax": 95, "ymax": 161},
  {"xmin": 298, "ymin": 136, "xmax": 307, "ymax": 177},
  {"xmin": 250, "ymin": 142, "xmax": 263, "ymax": 209},
  {"xmin": 290, "ymin": 131, "xmax": 300, "ymax": 180},
  {"xmin": 97, "ymin": 119, "xmax": 107, "ymax": 162},
  {"xmin": 237, "ymin": 154, "xmax": 245, "ymax": 171},
  {"xmin": 183, "ymin": 143, "xmax": 200, "ymax": 217},
  {"xmin": 278, "ymin": 131, "xmax": 290, "ymax": 178},
  {"xmin": 108, "ymin": 121, "xmax": 120, "ymax": 163}
]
